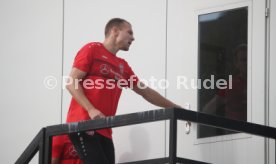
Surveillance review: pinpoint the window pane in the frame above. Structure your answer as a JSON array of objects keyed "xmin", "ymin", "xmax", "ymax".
[{"xmin": 197, "ymin": 7, "xmax": 248, "ymax": 138}]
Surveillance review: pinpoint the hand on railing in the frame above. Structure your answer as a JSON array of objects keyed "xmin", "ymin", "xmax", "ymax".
[{"xmin": 88, "ymin": 108, "xmax": 105, "ymax": 120}]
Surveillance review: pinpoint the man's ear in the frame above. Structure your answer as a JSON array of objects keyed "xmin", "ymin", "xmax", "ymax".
[{"xmin": 111, "ymin": 26, "xmax": 119, "ymax": 37}]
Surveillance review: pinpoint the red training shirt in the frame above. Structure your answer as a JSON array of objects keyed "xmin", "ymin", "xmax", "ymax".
[
  {"xmin": 52, "ymin": 135, "xmax": 82, "ymax": 164},
  {"xmin": 66, "ymin": 42, "xmax": 139, "ymax": 139}
]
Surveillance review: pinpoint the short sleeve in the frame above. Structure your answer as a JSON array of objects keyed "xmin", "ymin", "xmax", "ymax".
[
  {"xmin": 73, "ymin": 43, "xmax": 94, "ymax": 72},
  {"xmin": 52, "ymin": 135, "xmax": 64, "ymax": 158}
]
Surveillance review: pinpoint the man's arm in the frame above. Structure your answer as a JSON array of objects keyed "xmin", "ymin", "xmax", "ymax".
[
  {"xmin": 132, "ymin": 81, "xmax": 181, "ymax": 108},
  {"xmin": 66, "ymin": 67, "xmax": 105, "ymax": 119}
]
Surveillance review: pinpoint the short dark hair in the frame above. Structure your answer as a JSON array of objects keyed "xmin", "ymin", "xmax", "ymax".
[{"xmin": 104, "ymin": 18, "xmax": 130, "ymax": 37}]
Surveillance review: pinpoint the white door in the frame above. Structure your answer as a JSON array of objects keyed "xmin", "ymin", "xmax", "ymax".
[{"xmin": 167, "ymin": 0, "xmax": 268, "ymax": 163}]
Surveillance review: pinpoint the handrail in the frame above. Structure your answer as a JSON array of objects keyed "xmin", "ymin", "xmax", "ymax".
[
  {"xmin": 15, "ymin": 128, "xmax": 45, "ymax": 164},
  {"xmin": 175, "ymin": 109, "xmax": 276, "ymax": 138},
  {"xmin": 15, "ymin": 108, "xmax": 276, "ymax": 164}
]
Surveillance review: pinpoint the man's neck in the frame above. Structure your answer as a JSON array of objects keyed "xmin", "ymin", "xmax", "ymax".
[{"xmin": 102, "ymin": 39, "xmax": 118, "ymax": 55}]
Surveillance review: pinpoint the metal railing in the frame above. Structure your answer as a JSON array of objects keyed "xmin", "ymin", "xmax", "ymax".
[{"xmin": 16, "ymin": 108, "xmax": 276, "ymax": 164}]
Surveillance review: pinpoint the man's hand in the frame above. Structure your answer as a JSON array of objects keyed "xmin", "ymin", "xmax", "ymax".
[{"xmin": 88, "ymin": 108, "xmax": 105, "ymax": 120}]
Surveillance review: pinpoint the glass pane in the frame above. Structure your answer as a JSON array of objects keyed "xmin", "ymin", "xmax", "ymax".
[{"xmin": 197, "ymin": 7, "xmax": 248, "ymax": 138}]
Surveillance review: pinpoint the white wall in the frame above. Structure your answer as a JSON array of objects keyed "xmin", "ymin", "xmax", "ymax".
[
  {"xmin": 1, "ymin": 0, "xmax": 275, "ymax": 163},
  {"xmin": 0, "ymin": 0, "xmax": 63, "ymax": 163}
]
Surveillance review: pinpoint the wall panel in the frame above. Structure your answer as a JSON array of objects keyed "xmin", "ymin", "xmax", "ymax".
[{"xmin": 0, "ymin": 0, "xmax": 63, "ymax": 163}]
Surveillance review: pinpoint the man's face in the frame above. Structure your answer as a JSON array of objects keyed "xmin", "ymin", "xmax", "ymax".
[{"xmin": 116, "ymin": 22, "xmax": 135, "ymax": 51}]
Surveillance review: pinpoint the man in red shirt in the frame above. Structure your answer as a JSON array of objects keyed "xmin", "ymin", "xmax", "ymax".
[{"xmin": 66, "ymin": 18, "xmax": 181, "ymax": 164}]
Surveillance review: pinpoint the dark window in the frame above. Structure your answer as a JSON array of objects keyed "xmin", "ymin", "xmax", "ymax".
[{"xmin": 197, "ymin": 7, "xmax": 248, "ymax": 138}]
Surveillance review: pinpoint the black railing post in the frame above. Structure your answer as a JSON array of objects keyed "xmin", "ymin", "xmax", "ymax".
[
  {"xmin": 15, "ymin": 128, "xmax": 45, "ymax": 164},
  {"xmin": 169, "ymin": 109, "xmax": 177, "ymax": 164},
  {"xmin": 38, "ymin": 129, "xmax": 46, "ymax": 164},
  {"xmin": 43, "ymin": 131, "xmax": 52, "ymax": 164}
]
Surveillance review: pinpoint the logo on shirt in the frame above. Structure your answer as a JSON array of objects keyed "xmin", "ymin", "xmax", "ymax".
[
  {"xmin": 99, "ymin": 63, "xmax": 124, "ymax": 80},
  {"xmin": 68, "ymin": 145, "xmax": 78, "ymax": 158},
  {"xmin": 100, "ymin": 64, "xmax": 110, "ymax": 75}
]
